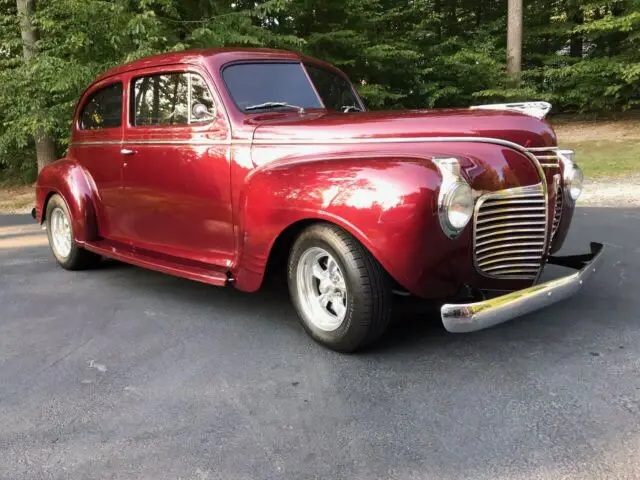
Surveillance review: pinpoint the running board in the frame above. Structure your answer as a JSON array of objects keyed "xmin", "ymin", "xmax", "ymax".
[{"xmin": 82, "ymin": 240, "xmax": 230, "ymax": 287}]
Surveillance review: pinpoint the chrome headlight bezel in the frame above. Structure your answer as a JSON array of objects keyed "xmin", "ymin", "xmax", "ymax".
[
  {"xmin": 558, "ymin": 149, "xmax": 583, "ymax": 201},
  {"xmin": 435, "ymin": 158, "xmax": 474, "ymax": 238}
]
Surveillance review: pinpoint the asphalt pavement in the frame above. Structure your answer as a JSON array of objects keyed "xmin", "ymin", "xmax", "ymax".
[{"xmin": 0, "ymin": 208, "xmax": 639, "ymax": 480}]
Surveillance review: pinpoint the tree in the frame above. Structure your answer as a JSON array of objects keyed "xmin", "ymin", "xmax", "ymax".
[
  {"xmin": 15, "ymin": 0, "xmax": 55, "ymax": 171},
  {"xmin": 1, "ymin": 0, "xmax": 639, "ymax": 183},
  {"xmin": 507, "ymin": 0, "xmax": 523, "ymax": 84}
]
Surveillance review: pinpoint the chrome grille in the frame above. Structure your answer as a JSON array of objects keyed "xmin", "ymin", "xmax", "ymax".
[
  {"xmin": 473, "ymin": 183, "xmax": 547, "ymax": 280},
  {"xmin": 527, "ymin": 146, "xmax": 559, "ymax": 169},
  {"xmin": 551, "ymin": 182, "xmax": 563, "ymax": 240}
]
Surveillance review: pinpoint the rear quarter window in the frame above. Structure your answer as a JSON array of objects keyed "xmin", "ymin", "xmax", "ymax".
[{"xmin": 79, "ymin": 83, "xmax": 123, "ymax": 130}]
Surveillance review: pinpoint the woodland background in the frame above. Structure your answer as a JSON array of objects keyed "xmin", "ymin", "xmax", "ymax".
[{"xmin": 1, "ymin": 0, "xmax": 639, "ymax": 182}]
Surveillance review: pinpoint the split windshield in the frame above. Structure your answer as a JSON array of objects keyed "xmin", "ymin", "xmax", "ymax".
[{"xmin": 222, "ymin": 62, "xmax": 362, "ymax": 113}]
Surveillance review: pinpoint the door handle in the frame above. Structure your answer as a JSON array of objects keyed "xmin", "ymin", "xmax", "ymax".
[{"xmin": 121, "ymin": 148, "xmax": 136, "ymax": 155}]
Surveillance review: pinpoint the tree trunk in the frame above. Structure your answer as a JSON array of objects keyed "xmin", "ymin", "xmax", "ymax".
[
  {"xmin": 569, "ymin": 8, "xmax": 583, "ymax": 58},
  {"xmin": 507, "ymin": 0, "xmax": 523, "ymax": 86},
  {"xmin": 16, "ymin": 0, "xmax": 56, "ymax": 171},
  {"xmin": 434, "ymin": 0, "xmax": 442, "ymax": 39}
]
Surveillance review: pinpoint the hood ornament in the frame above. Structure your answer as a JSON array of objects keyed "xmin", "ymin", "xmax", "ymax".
[{"xmin": 470, "ymin": 101, "xmax": 552, "ymax": 120}]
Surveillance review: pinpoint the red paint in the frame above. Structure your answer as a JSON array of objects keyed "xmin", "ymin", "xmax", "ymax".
[{"xmin": 35, "ymin": 48, "xmax": 576, "ymax": 298}]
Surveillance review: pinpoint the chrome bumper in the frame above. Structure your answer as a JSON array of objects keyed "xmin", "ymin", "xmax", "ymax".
[{"xmin": 441, "ymin": 242, "xmax": 604, "ymax": 333}]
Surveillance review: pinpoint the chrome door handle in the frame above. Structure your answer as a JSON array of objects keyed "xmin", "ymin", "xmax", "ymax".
[{"xmin": 121, "ymin": 148, "xmax": 136, "ymax": 155}]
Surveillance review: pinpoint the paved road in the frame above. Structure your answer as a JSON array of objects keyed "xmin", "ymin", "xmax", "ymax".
[{"xmin": 1, "ymin": 209, "xmax": 639, "ymax": 480}]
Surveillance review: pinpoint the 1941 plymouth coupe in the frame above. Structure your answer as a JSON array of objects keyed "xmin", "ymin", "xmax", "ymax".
[{"xmin": 34, "ymin": 48, "xmax": 604, "ymax": 352}]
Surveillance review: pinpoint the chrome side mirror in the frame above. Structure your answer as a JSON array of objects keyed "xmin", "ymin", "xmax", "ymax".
[{"xmin": 192, "ymin": 103, "xmax": 215, "ymax": 121}]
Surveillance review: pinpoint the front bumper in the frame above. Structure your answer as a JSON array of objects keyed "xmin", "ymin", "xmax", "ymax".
[{"xmin": 441, "ymin": 242, "xmax": 604, "ymax": 333}]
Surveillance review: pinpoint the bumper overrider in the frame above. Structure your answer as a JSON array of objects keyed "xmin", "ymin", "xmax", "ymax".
[{"xmin": 442, "ymin": 242, "xmax": 604, "ymax": 333}]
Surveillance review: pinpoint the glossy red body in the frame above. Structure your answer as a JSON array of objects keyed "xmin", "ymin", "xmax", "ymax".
[{"xmin": 35, "ymin": 48, "xmax": 575, "ymax": 299}]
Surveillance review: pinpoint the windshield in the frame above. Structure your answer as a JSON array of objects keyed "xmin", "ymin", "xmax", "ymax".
[
  {"xmin": 222, "ymin": 62, "xmax": 363, "ymax": 113},
  {"xmin": 223, "ymin": 63, "xmax": 322, "ymax": 112}
]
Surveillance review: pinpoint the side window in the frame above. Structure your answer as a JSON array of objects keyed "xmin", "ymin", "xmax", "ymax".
[
  {"xmin": 132, "ymin": 72, "xmax": 215, "ymax": 127},
  {"xmin": 305, "ymin": 65, "xmax": 361, "ymax": 111},
  {"xmin": 79, "ymin": 83, "xmax": 123, "ymax": 130}
]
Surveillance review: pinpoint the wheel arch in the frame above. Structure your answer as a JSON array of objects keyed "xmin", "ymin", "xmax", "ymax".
[{"xmin": 35, "ymin": 159, "xmax": 100, "ymax": 242}]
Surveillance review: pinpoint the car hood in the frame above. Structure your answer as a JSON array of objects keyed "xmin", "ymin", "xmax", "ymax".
[{"xmin": 250, "ymin": 109, "xmax": 557, "ymax": 149}]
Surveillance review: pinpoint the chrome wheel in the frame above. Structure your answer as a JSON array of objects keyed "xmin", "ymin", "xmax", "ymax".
[
  {"xmin": 50, "ymin": 207, "xmax": 72, "ymax": 259},
  {"xmin": 296, "ymin": 247, "xmax": 348, "ymax": 332}
]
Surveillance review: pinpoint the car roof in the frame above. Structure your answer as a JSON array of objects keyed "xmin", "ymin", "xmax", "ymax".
[{"xmin": 93, "ymin": 48, "xmax": 332, "ymax": 83}]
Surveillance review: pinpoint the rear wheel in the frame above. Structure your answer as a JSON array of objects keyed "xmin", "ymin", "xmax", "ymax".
[
  {"xmin": 288, "ymin": 223, "xmax": 392, "ymax": 352},
  {"xmin": 45, "ymin": 194, "xmax": 101, "ymax": 270}
]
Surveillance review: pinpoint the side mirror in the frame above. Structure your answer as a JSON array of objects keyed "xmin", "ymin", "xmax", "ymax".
[{"xmin": 192, "ymin": 103, "xmax": 215, "ymax": 121}]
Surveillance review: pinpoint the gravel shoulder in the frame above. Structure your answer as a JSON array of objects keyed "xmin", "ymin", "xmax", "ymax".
[{"xmin": 579, "ymin": 174, "xmax": 640, "ymax": 207}]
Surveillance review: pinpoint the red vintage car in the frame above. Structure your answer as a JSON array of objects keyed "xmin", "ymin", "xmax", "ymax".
[{"xmin": 34, "ymin": 48, "xmax": 603, "ymax": 352}]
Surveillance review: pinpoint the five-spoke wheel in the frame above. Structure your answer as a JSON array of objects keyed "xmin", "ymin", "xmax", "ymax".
[
  {"xmin": 296, "ymin": 247, "xmax": 348, "ymax": 331},
  {"xmin": 288, "ymin": 223, "xmax": 392, "ymax": 352}
]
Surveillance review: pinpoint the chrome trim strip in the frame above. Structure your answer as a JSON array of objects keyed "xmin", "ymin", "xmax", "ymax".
[
  {"xmin": 482, "ymin": 261, "xmax": 545, "ymax": 270},
  {"xmin": 527, "ymin": 146, "xmax": 559, "ymax": 152},
  {"xmin": 477, "ymin": 206, "xmax": 546, "ymax": 216},
  {"xmin": 482, "ymin": 198, "xmax": 545, "ymax": 206},
  {"xmin": 73, "ymin": 139, "xmax": 238, "ymax": 146},
  {"xmin": 475, "ymin": 234, "xmax": 546, "ymax": 246},
  {"xmin": 476, "ymin": 213, "xmax": 546, "ymax": 225},
  {"xmin": 481, "ymin": 268, "xmax": 539, "ymax": 276},
  {"xmin": 476, "ymin": 247, "xmax": 545, "ymax": 259},
  {"xmin": 73, "ymin": 136, "xmax": 546, "ymax": 149},
  {"xmin": 476, "ymin": 242, "xmax": 544, "ymax": 254},
  {"xmin": 441, "ymin": 243, "xmax": 604, "ymax": 333}
]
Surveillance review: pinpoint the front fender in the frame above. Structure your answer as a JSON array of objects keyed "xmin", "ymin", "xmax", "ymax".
[
  {"xmin": 35, "ymin": 158, "xmax": 99, "ymax": 242},
  {"xmin": 233, "ymin": 153, "xmax": 469, "ymax": 297}
]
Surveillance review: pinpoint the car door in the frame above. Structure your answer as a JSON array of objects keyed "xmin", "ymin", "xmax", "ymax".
[
  {"xmin": 120, "ymin": 65, "xmax": 234, "ymax": 266},
  {"xmin": 71, "ymin": 78, "xmax": 127, "ymax": 241}
]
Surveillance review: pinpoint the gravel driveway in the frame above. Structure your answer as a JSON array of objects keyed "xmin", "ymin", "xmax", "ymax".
[{"xmin": 0, "ymin": 209, "xmax": 639, "ymax": 480}]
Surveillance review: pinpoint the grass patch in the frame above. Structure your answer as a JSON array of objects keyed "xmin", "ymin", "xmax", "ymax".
[
  {"xmin": 569, "ymin": 140, "xmax": 640, "ymax": 178},
  {"xmin": 0, "ymin": 186, "xmax": 35, "ymax": 214}
]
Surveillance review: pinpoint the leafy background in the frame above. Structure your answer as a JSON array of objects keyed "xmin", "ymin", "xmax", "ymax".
[{"xmin": 1, "ymin": 0, "xmax": 639, "ymax": 182}]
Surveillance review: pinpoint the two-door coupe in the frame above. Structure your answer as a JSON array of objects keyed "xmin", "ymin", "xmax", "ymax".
[{"xmin": 34, "ymin": 48, "xmax": 603, "ymax": 352}]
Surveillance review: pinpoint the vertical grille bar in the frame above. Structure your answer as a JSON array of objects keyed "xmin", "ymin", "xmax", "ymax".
[{"xmin": 551, "ymin": 181, "xmax": 563, "ymax": 240}]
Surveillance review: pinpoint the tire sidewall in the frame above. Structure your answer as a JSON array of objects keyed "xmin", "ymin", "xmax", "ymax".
[
  {"xmin": 288, "ymin": 228, "xmax": 370, "ymax": 351},
  {"xmin": 46, "ymin": 194, "xmax": 76, "ymax": 267}
]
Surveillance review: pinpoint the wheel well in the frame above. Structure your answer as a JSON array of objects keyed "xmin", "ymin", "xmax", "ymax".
[
  {"xmin": 263, "ymin": 218, "xmax": 404, "ymax": 294},
  {"xmin": 41, "ymin": 191, "xmax": 57, "ymax": 223},
  {"xmin": 263, "ymin": 219, "xmax": 324, "ymax": 284}
]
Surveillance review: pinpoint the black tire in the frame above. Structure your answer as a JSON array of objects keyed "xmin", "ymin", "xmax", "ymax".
[
  {"xmin": 288, "ymin": 223, "xmax": 393, "ymax": 352},
  {"xmin": 45, "ymin": 194, "xmax": 101, "ymax": 270}
]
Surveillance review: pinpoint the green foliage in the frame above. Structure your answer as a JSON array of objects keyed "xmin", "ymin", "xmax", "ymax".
[{"xmin": 0, "ymin": 0, "xmax": 638, "ymax": 180}]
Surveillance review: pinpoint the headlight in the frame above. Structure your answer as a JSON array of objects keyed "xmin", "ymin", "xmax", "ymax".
[
  {"xmin": 559, "ymin": 150, "xmax": 583, "ymax": 201},
  {"xmin": 435, "ymin": 158, "xmax": 474, "ymax": 238},
  {"xmin": 444, "ymin": 183, "xmax": 474, "ymax": 230}
]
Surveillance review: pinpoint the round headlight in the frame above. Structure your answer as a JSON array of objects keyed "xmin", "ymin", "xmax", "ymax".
[
  {"xmin": 559, "ymin": 150, "xmax": 583, "ymax": 201},
  {"xmin": 444, "ymin": 182, "xmax": 474, "ymax": 231}
]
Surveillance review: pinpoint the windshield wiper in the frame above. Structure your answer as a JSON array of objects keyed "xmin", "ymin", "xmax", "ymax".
[
  {"xmin": 342, "ymin": 105, "xmax": 364, "ymax": 113},
  {"xmin": 245, "ymin": 102, "xmax": 305, "ymax": 113}
]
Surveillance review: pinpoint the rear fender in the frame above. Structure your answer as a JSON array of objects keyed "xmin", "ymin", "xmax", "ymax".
[
  {"xmin": 232, "ymin": 153, "xmax": 456, "ymax": 296},
  {"xmin": 36, "ymin": 158, "xmax": 99, "ymax": 242}
]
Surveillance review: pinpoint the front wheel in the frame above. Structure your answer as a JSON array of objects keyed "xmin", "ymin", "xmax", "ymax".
[
  {"xmin": 45, "ymin": 194, "xmax": 101, "ymax": 270},
  {"xmin": 288, "ymin": 223, "xmax": 393, "ymax": 352}
]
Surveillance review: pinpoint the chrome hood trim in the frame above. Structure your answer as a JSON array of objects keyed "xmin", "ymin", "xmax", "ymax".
[{"xmin": 470, "ymin": 102, "xmax": 552, "ymax": 120}]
